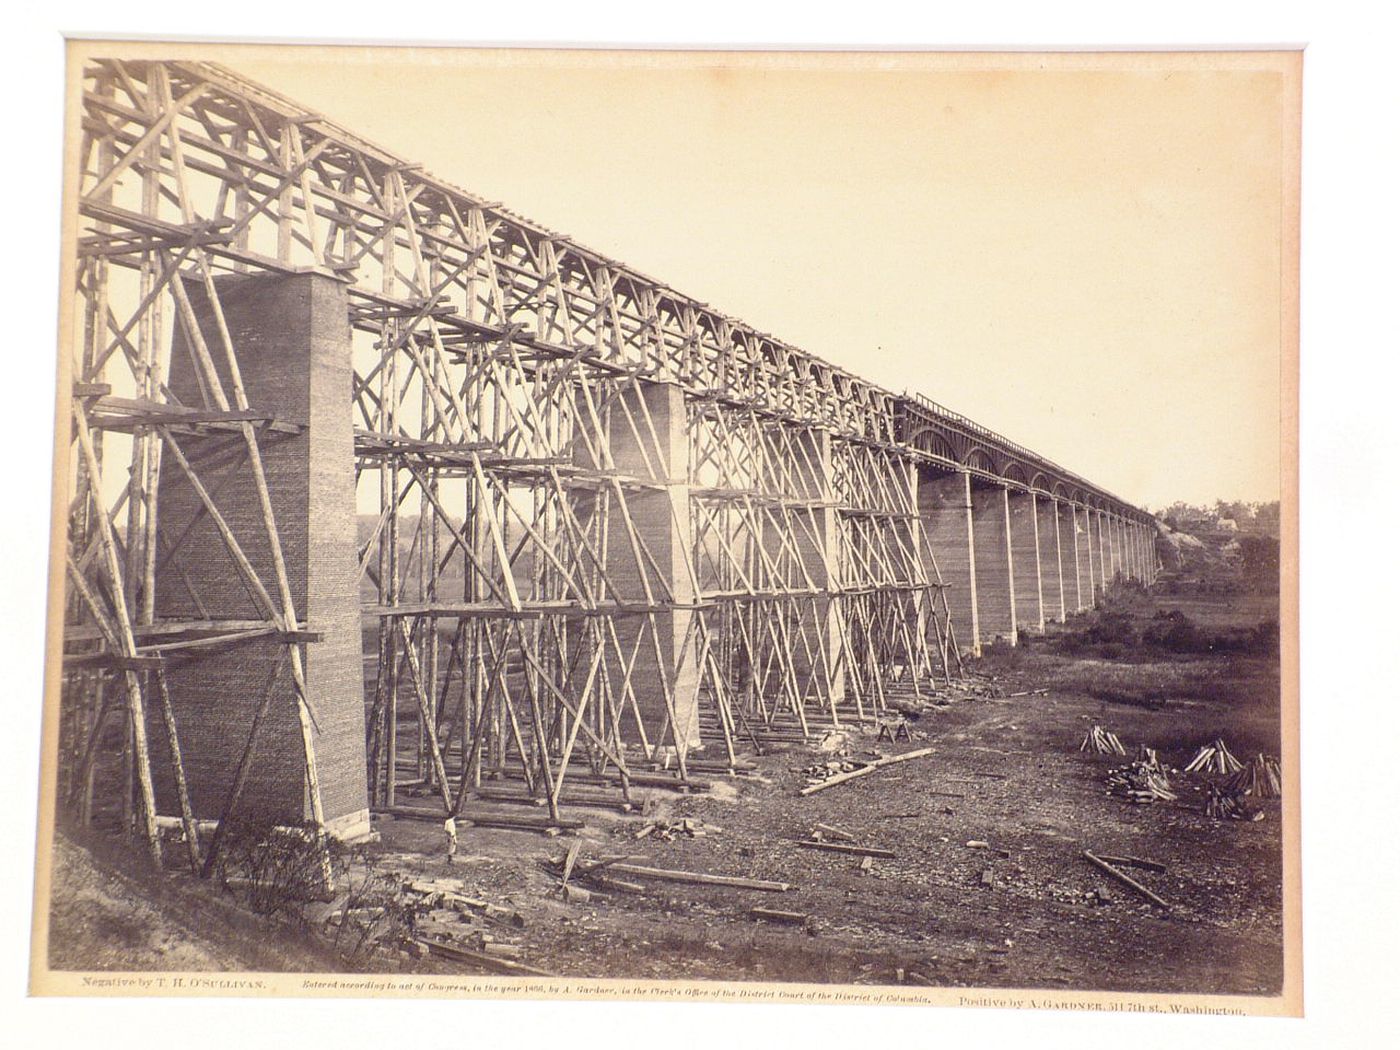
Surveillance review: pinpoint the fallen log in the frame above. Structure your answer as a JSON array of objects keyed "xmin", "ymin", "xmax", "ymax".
[
  {"xmin": 591, "ymin": 874, "xmax": 647, "ymax": 894},
  {"xmin": 749, "ymin": 907, "xmax": 808, "ymax": 925},
  {"xmin": 1083, "ymin": 850, "xmax": 1172, "ymax": 910},
  {"xmin": 1096, "ymin": 854, "xmax": 1168, "ymax": 874},
  {"xmin": 381, "ymin": 804, "xmax": 585, "ymax": 832},
  {"xmin": 607, "ymin": 863, "xmax": 792, "ymax": 892},
  {"xmin": 799, "ymin": 747, "xmax": 936, "ymax": 796},
  {"xmin": 417, "ymin": 937, "xmax": 556, "ymax": 977},
  {"xmin": 797, "ymin": 841, "xmax": 896, "ymax": 859},
  {"xmin": 576, "ymin": 853, "xmax": 644, "ymax": 875},
  {"xmin": 560, "ymin": 841, "xmax": 582, "ymax": 885}
]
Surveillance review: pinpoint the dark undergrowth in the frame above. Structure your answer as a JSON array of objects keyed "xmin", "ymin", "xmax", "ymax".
[{"xmin": 977, "ymin": 583, "xmax": 1282, "ymax": 757}]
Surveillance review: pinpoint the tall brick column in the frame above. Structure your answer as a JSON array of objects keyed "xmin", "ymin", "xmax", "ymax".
[
  {"xmin": 596, "ymin": 381, "xmax": 700, "ymax": 752},
  {"xmin": 1060, "ymin": 502, "xmax": 1082, "ymax": 612},
  {"xmin": 1007, "ymin": 491, "xmax": 1043, "ymax": 633},
  {"xmin": 1039, "ymin": 497, "xmax": 1066, "ymax": 623},
  {"xmin": 917, "ymin": 469, "xmax": 980, "ymax": 657},
  {"xmin": 779, "ymin": 427, "xmax": 844, "ymax": 705},
  {"xmin": 970, "ymin": 483, "xmax": 1016, "ymax": 645},
  {"xmin": 1075, "ymin": 505, "xmax": 1096, "ymax": 608},
  {"xmin": 1095, "ymin": 511, "xmax": 1111, "ymax": 592},
  {"xmin": 151, "ymin": 273, "xmax": 368, "ymax": 838}
]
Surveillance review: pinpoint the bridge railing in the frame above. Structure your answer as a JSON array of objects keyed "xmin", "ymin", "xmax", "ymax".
[{"xmin": 898, "ymin": 391, "xmax": 1150, "ymax": 522}]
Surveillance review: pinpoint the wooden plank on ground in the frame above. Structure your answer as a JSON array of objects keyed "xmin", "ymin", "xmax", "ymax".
[
  {"xmin": 796, "ymin": 841, "xmax": 896, "ymax": 859},
  {"xmin": 799, "ymin": 747, "xmax": 936, "ymax": 796},
  {"xmin": 1083, "ymin": 850, "xmax": 1172, "ymax": 910},
  {"xmin": 608, "ymin": 863, "xmax": 792, "ymax": 892}
]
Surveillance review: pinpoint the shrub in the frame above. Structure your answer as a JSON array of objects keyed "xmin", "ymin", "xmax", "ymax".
[
  {"xmin": 1083, "ymin": 611, "xmax": 1139, "ymax": 647},
  {"xmin": 211, "ymin": 816, "xmax": 333, "ymax": 922},
  {"xmin": 1142, "ymin": 610, "xmax": 1206, "ymax": 653}
]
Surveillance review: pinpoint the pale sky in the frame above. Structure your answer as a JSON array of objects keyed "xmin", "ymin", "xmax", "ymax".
[{"xmin": 219, "ymin": 47, "xmax": 1292, "ymax": 510}]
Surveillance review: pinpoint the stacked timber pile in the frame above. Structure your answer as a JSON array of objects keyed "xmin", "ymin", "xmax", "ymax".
[
  {"xmin": 632, "ymin": 818, "xmax": 723, "ymax": 841},
  {"xmin": 318, "ymin": 875, "xmax": 549, "ymax": 975},
  {"xmin": 886, "ymin": 695, "xmax": 951, "ymax": 719},
  {"xmin": 1184, "ymin": 738, "xmax": 1243, "ymax": 774},
  {"xmin": 1105, "ymin": 760, "xmax": 1178, "ymax": 803},
  {"xmin": 1081, "ymin": 725, "xmax": 1127, "ymax": 755},
  {"xmin": 1135, "ymin": 744, "xmax": 1167, "ymax": 773},
  {"xmin": 798, "ymin": 756, "xmax": 868, "ymax": 784},
  {"xmin": 1223, "ymin": 754, "xmax": 1282, "ymax": 798},
  {"xmin": 798, "ymin": 747, "xmax": 937, "ymax": 797},
  {"xmin": 548, "ymin": 841, "xmax": 794, "ymax": 896},
  {"xmin": 1204, "ymin": 783, "xmax": 1265, "ymax": 822}
]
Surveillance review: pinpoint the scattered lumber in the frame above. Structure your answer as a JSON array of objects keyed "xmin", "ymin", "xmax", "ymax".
[
  {"xmin": 481, "ymin": 765, "xmax": 712, "ymax": 792},
  {"xmin": 470, "ymin": 787, "xmax": 632, "ymax": 812},
  {"xmin": 405, "ymin": 881, "xmax": 524, "ymax": 927},
  {"xmin": 576, "ymin": 853, "xmax": 644, "ymax": 876},
  {"xmin": 799, "ymin": 747, "xmax": 936, "ymax": 796},
  {"xmin": 417, "ymin": 936, "xmax": 556, "ymax": 977},
  {"xmin": 561, "ymin": 884, "xmax": 594, "ymax": 904},
  {"xmin": 812, "ymin": 822, "xmax": 855, "ymax": 842},
  {"xmin": 797, "ymin": 840, "xmax": 896, "ymax": 859},
  {"xmin": 382, "ymin": 804, "xmax": 584, "ymax": 832},
  {"xmin": 876, "ymin": 717, "xmax": 913, "ymax": 743},
  {"xmin": 1184, "ymin": 738, "xmax": 1243, "ymax": 774},
  {"xmin": 798, "ymin": 757, "xmax": 866, "ymax": 781},
  {"xmin": 1095, "ymin": 854, "xmax": 1168, "ymax": 874},
  {"xmin": 749, "ymin": 907, "xmax": 808, "ymax": 925},
  {"xmin": 1105, "ymin": 760, "xmax": 1178, "ymax": 803},
  {"xmin": 1223, "ymin": 753, "xmax": 1282, "ymax": 798},
  {"xmin": 1082, "ymin": 850, "xmax": 1172, "ymax": 910},
  {"xmin": 560, "ymin": 841, "xmax": 582, "ymax": 885},
  {"xmin": 1204, "ymin": 783, "xmax": 1265, "ymax": 821},
  {"xmin": 591, "ymin": 875, "xmax": 646, "ymax": 894},
  {"xmin": 1135, "ymin": 745, "xmax": 1166, "ymax": 772},
  {"xmin": 632, "ymin": 817, "xmax": 719, "ymax": 841},
  {"xmin": 603, "ymin": 863, "xmax": 791, "ymax": 891},
  {"xmin": 1081, "ymin": 725, "xmax": 1127, "ymax": 755}
]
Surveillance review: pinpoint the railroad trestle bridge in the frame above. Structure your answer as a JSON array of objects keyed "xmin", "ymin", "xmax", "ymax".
[{"xmin": 59, "ymin": 59, "xmax": 1158, "ymax": 867}]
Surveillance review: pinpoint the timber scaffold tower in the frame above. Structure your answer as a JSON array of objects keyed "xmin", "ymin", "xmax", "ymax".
[{"xmin": 58, "ymin": 59, "xmax": 1155, "ymax": 871}]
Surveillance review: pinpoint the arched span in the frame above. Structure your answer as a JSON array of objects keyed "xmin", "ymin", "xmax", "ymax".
[
  {"xmin": 963, "ymin": 447, "xmax": 997, "ymax": 473},
  {"xmin": 1002, "ymin": 463, "xmax": 1031, "ymax": 488},
  {"xmin": 912, "ymin": 428, "xmax": 958, "ymax": 462}
]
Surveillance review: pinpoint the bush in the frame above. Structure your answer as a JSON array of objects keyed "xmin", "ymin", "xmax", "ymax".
[
  {"xmin": 1083, "ymin": 612, "xmax": 1140, "ymax": 647},
  {"xmin": 326, "ymin": 856, "xmax": 411, "ymax": 965},
  {"xmin": 211, "ymin": 816, "xmax": 333, "ymax": 922},
  {"xmin": 1142, "ymin": 610, "xmax": 1205, "ymax": 653}
]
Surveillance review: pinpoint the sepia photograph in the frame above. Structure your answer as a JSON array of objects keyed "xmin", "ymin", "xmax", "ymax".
[{"xmin": 29, "ymin": 39, "xmax": 1301, "ymax": 1016}]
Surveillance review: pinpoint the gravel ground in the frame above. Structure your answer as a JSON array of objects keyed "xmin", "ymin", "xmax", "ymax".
[
  {"xmin": 366, "ymin": 593, "xmax": 1283, "ymax": 995},
  {"xmin": 45, "ymin": 589, "xmax": 1285, "ymax": 997}
]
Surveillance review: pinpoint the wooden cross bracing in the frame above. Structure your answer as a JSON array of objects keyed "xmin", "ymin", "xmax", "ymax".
[{"xmin": 64, "ymin": 58, "xmax": 1126, "ymax": 873}]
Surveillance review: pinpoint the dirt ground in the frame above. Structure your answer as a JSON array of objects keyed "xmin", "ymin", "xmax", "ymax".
[
  {"xmin": 46, "ymin": 586, "xmax": 1283, "ymax": 997},
  {"xmin": 46, "ymin": 830, "xmax": 342, "ymax": 973}
]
